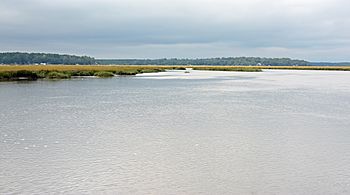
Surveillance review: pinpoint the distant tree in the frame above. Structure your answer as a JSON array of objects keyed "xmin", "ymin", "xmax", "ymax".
[
  {"xmin": 0, "ymin": 52, "xmax": 95, "ymax": 65},
  {"xmin": 96, "ymin": 57, "xmax": 310, "ymax": 66}
]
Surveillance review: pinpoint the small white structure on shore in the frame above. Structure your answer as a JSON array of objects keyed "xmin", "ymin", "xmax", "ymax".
[{"xmin": 185, "ymin": 68, "xmax": 192, "ymax": 73}]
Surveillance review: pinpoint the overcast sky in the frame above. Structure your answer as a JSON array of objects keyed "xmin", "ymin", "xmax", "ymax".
[{"xmin": 1, "ymin": 0, "xmax": 350, "ymax": 61}]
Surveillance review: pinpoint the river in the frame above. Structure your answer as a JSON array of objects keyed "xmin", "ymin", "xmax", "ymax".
[{"xmin": 1, "ymin": 70, "xmax": 350, "ymax": 194}]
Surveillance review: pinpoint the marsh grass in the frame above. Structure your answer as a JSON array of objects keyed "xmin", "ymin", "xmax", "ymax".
[
  {"xmin": 0, "ymin": 65, "xmax": 172, "ymax": 72},
  {"xmin": 0, "ymin": 70, "xmax": 38, "ymax": 81},
  {"xmin": 0, "ymin": 65, "xmax": 172, "ymax": 81},
  {"xmin": 69, "ymin": 70, "xmax": 96, "ymax": 76},
  {"xmin": 1, "ymin": 65, "xmax": 349, "ymax": 81},
  {"xmin": 46, "ymin": 72, "xmax": 71, "ymax": 79},
  {"xmin": 94, "ymin": 71, "xmax": 115, "ymax": 77}
]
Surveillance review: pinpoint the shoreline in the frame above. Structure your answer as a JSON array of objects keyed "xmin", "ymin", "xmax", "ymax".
[{"xmin": 1, "ymin": 65, "xmax": 350, "ymax": 81}]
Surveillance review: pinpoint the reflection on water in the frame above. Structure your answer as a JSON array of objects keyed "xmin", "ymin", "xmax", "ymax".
[{"xmin": 1, "ymin": 70, "xmax": 350, "ymax": 194}]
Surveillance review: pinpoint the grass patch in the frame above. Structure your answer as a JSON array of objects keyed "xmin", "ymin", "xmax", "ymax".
[
  {"xmin": 94, "ymin": 71, "xmax": 115, "ymax": 77},
  {"xmin": 115, "ymin": 70, "xmax": 138, "ymax": 75},
  {"xmin": 170, "ymin": 67, "xmax": 186, "ymax": 70},
  {"xmin": 69, "ymin": 70, "xmax": 96, "ymax": 76},
  {"xmin": 1, "ymin": 65, "xmax": 350, "ymax": 82},
  {"xmin": 137, "ymin": 69, "xmax": 165, "ymax": 73},
  {"xmin": 0, "ymin": 65, "xmax": 173, "ymax": 73},
  {"xmin": 46, "ymin": 71, "xmax": 71, "ymax": 79},
  {"xmin": 0, "ymin": 70, "xmax": 38, "ymax": 81},
  {"xmin": 0, "ymin": 65, "xmax": 173, "ymax": 81}
]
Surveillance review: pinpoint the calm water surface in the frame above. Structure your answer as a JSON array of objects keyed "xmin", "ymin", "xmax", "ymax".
[{"xmin": 1, "ymin": 70, "xmax": 350, "ymax": 194}]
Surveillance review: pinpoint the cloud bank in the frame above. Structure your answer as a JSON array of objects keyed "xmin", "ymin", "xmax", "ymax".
[{"xmin": 1, "ymin": 0, "xmax": 350, "ymax": 61}]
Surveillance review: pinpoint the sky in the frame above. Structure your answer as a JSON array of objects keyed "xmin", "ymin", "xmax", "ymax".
[{"xmin": 1, "ymin": 0, "xmax": 350, "ymax": 61}]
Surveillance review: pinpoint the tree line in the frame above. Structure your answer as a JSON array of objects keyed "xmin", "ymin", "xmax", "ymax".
[
  {"xmin": 0, "ymin": 52, "xmax": 95, "ymax": 65},
  {"xmin": 0, "ymin": 52, "xmax": 313, "ymax": 66},
  {"xmin": 96, "ymin": 57, "xmax": 310, "ymax": 66}
]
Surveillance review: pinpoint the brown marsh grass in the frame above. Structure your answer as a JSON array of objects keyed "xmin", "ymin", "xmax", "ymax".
[
  {"xmin": 1, "ymin": 65, "xmax": 349, "ymax": 73},
  {"xmin": 0, "ymin": 65, "xmax": 171, "ymax": 72},
  {"xmin": 1, "ymin": 65, "xmax": 349, "ymax": 81}
]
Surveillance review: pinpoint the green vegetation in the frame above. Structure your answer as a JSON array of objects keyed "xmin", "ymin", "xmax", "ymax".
[
  {"xmin": 172, "ymin": 67, "xmax": 186, "ymax": 70},
  {"xmin": 0, "ymin": 70, "xmax": 38, "ymax": 81},
  {"xmin": 1, "ymin": 65, "xmax": 350, "ymax": 82},
  {"xmin": 115, "ymin": 70, "xmax": 139, "ymax": 75},
  {"xmin": 97, "ymin": 57, "xmax": 310, "ymax": 66},
  {"xmin": 136, "ymin": 68, "xmax": 166, "ymax": 74},
  {"xmin": 69, "ymin": 70, "xmax": 96, "ymax": 76},
  {"xmin": 4, "ymin": 52, "xmax": 350, "ymax": 67},
  {"xmin": 94, "ymin": 71, "xmax": 115, "ymax": 77},
  {"xmin": 2, "ymin": 52, "xmax": 350, "ymax": 67},
  {"xmin": 0, "ymin": 65, "xmax": 171, "ymax": 81},
  {"xmin": 46, "ymin": 72, "xmax": 71, "ymax": 79},
  {"xmin": 0, "ymin": 52, "xmax": 95, "ymax": 65}
]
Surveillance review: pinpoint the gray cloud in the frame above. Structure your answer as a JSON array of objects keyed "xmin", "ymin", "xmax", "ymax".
[{"xmin": 1, "ymin": 0, "xmax": 350, "ymax": 61}]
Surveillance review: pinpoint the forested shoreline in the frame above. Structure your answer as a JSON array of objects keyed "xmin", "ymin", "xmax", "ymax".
[
  {"xmin": 0, "ymin": 52, "xmax": 95, "ymax": 65},
  {"xmin": 96, "ymin": 57, "xmax": 309, "ymax": 66},
  {"xmin": 0, "ymin": 52, "xmax": 309, "ymax": 66},
  {"xmin": 2, "ymin": 52, "xmax": 350, "ymax": 66}
]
